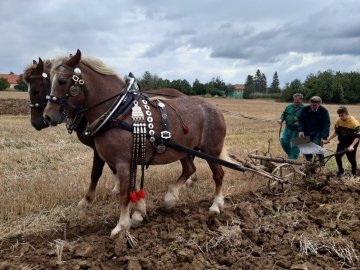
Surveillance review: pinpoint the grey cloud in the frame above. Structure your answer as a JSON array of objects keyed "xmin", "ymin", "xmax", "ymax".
[
  {"xmin": 1, "ymin": 0, "xmax": 360, "ymax": 86},
  {"xmin": 184, "ymin": 3, "xmax": 360, "ymax": 64}
]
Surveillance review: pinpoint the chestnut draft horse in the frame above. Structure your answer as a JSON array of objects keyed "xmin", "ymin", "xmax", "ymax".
[
  {"xmin": 24, "ymin": 58, "xmax": 191, "ymax": 212},
  {"xmin": 43, "ymin": 50, "xmax": 227, "ymax": 237}
]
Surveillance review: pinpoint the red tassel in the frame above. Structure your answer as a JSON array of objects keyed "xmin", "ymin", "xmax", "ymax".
[
  {"xmin": 130, "ymin": 191, "xmax": 138, "ymax": 202},
  {"xmin": 137, "ymin": 189, "xmax": 146, "ymax": 200},
  {"xmin": 182, "ymin": 123, "xmax": 189, "ymax": 134}
]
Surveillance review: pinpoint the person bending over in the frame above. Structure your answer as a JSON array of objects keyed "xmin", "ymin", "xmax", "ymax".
[
  {"xmin": 324, "ymin": 106, "xmax": 360, "ymax": 177},
  {"xmin": 298, "ymin": 96, "xmax": 330, "ymax": 164}
]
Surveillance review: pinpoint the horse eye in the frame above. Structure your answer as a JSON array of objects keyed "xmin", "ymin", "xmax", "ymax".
[{"xmin": 58, "ymin": 78, "xmax": 67, "ymax": 85}]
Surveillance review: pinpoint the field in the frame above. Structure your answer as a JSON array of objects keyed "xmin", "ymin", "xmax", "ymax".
[
  {"xmin": 0, "ymin": 91, "xmax": 28, "ymax": 100},
  {"xmin": 0, "ymin": 97, "xmax": 359, "ymax": 269}
]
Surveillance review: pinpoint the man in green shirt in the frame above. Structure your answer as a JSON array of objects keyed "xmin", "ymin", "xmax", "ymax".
[{"xmin": 278, "ymin": 93, "xmax": 304, "ymax": 159}]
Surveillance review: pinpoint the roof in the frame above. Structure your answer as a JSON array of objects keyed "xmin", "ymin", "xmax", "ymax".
[
  {"xmin": 0, "ymin": 74, "xmax": 20, "ymax": 84},
  {"xmin": 233, "ymin": 84, "xmax": 245, "ymax": 91}
]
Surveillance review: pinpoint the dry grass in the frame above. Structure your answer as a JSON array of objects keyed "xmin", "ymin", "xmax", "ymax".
[
  {"xmin": 1, "ymin": 98, "xmax": 360, "ymax": 239},
  {"xmin": 295, "ymin": 231, "xmax": 358, "ymax": 265},
  {"xmin": 0, "ymin": 91, "xmax": 28, "ymax": 99}
]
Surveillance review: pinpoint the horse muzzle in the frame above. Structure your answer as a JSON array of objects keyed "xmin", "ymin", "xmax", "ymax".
[
  {"xmin": 32, "ymin": 119, "xmax": 49, "ymax": 130},
  {"xmin": 43, "ymin": 113, "xmax": 61, "ymax": 126}
]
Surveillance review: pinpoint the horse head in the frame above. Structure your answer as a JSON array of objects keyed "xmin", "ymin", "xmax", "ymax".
[
  {"xmin": 24, "ymin": 57, "xmax": 51, "ymax": 130},
  {"xmin": 44, "ymin": 49, "xmax": 126, "ymax": 126},
  {"xmin": 44, "ymin": 49, "xmax": 87, "ymax": 126}
]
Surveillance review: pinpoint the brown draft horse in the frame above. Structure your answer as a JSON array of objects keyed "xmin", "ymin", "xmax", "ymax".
[
  {"xmin": 24, "ymin": 58, "xmax": 191, "ymax": 212},
  {"xmin": 43, "ymin": 50, "xmax": 227, "ymax": 237}
]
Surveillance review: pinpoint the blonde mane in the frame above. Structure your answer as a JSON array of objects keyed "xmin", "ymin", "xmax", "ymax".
[{"xmin": 50, "ymin": 55, "xmax": 124, "ymax": 83}]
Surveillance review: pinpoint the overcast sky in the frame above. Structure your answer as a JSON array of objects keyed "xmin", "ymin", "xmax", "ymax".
[{"xmin": 1, "ymin": 0, "xmax": 360, "ymax": 86}]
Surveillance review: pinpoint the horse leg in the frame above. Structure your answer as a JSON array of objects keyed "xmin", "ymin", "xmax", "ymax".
[
  {"xmin": 164, "ymin": 156, "xmax": 196, "ymax": 208},
  {"xmin": 207, "ymin": 162, "xmax": 225, "ymax": 214},
  {"xmin": 78, "ymin": 150, "xmax": 105, "ymax": 207},
  {"xmin": 186, "ymin": 156, "xmax": 198, "ymax": 186},
  {"xmin": 111, "ymin": 163, "xmax": 131, "ymax": 238}
]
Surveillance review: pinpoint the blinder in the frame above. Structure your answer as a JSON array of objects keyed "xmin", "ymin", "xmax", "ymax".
[
  {"xmin": 46, "ymin": 65, "xmax": 85, "ymax": 106},
  {"xmin": 28, "ymin": 72, "xmax": 51, "ymax": 110}
]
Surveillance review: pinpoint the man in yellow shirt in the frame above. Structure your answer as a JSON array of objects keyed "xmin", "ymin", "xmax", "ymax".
[{"xmin": 324, "ymin": 106, "xmax": 360, "ymax": 177}]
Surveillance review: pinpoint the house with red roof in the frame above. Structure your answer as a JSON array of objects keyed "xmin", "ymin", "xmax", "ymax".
[
  {"xmin": 0, "ymin": 74, "xmax": 20, "ymax": 89},
  {"xmin": 233, "ymin": 84, "xmax": 245, "ymax": 93}
]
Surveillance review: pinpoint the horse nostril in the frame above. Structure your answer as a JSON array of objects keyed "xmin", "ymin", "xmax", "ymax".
[{"xmin": 44, "ymin": 114, "xmax": 52, "ymax": 125}]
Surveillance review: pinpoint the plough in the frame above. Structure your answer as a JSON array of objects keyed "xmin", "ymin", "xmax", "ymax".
[{"xmin": 229, "ymin": 138, "xmax": 342, "ymax": 195}]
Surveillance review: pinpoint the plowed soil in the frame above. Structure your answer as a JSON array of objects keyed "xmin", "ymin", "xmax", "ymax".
[
  {"xmin": 1, "ymin": 98, "xmax": 359, "ymax": 269},
  {"xmin": 1, "ymin": 178, "xmax": 359, "ymax": 270},
  {"xmin": 0, "ymin": 99, "xmax": 28, "ymax": 115}
]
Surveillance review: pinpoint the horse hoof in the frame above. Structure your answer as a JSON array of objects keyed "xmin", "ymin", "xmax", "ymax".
[
  {"xmin": 185, "ymin": 177, "xmax": 193, "ymax": 187},
  {"xmin": 78, "ymin": 198, "xmax": 90, "ymax": 208},
  {"xmin": 111, "ymin": 186, "xmax": 120, "ymax": 194},
  {"xmin": 110, "ymin": 227, "xmax": 121, "ymax": 238},
  {"xmin": 130, "ymin": 211, "xmax": 143, "ymax": 228},
  {"xmin": 164, "ymin": 192, "xmax": 177, "ymax": 208},
  {"xmin": 209, "ymin": 204, "xmax": 221, "ymax": 214},
  {"xmin": 209, "ymin": 195, "xmax": 224, "ymax": 214}
]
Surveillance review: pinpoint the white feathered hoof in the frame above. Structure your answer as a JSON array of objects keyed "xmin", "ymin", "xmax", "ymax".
[
  {"xmin": 164, "ymin": 191, "xmax": 178, "ymax": 209},
  {"xmin": 134, "ymin": 199, "xmax": 147, "ymax": 216},
  {"xmin": 111, "ymin": 184, "xmax": 120, "ymax": 194},
  {"xmin": 185, "ymin": 177, "xmax": 193, "ymax": 187},
  {"xmin": 209, "ymin": 196, "xmax": 224, "ymax": 214},
  {"xmin": 110, "ymin": 222, "xmax": 130, "ymax": 238},
  {"xmin": 78, "ymin": 197, "xmax": 91, "ymax": 208},
  {"xmin": 110, "ymin": 225, "xmax": 122, "ymax": 238},
  {"xmin": 130, "ymin": 211, "xmax": 143, "ymax": 228}
]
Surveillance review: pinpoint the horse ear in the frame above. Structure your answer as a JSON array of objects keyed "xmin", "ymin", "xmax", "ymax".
[
  {"xmin": 33, "ymin": 59, "xmax": 38, "ymax": 65},
  {"xmin": 66, "ymin": 49, "xmax": 81, "ymax": 68},
  {"xmin": 34, "ymin": 58, "xmax": 44, "ymax": 74}
]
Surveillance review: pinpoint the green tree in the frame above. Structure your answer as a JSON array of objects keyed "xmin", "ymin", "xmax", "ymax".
[
  {"xmin": 0, "ymin": 78, "xmax": 10, "ymax": 90},
  {"xmin": 253, "ymin": 69, "xmax": 262, "ymax": 92},
  {"xmin": 199, "ymin": 77, "xmax": 228, "ymax": 96},
  {"xmin": 260, "ymin": 73, "xmax": 267, "ymax": 92},
  {"xmin": 192, "ymin": 79, "xmax": 205, "ymax": 95},
  {"xmin": 139, "ymin": 71, "xmax": 174, "ymax": 90},
  {"xmin": 243, "ymin": 75, "xmax": 254, "ymax": 99},
  {"xmin": 303, "ymin": 73, "xmax": 318, "ymax": 100},
  {"xmin": 253, "ymin": 69, "xmax": 267, "ymax": 93},
  {"xmin": 269, "ymin": 72, "xmax": 280, "ymax": 93},
  {"xmin": 338, "ymin": 71, "xmax": 360, "ymax": 103},
  {"xmin": 14, "ymin": 74, "xmax": 28, "ymax": 91},
  {"xmin": 280, "ymin": 79, "xmax": 304, "ymax": 101},
  {"xmin": 170, "ymin": 79, "xmax": 192, "ymax": 94}
]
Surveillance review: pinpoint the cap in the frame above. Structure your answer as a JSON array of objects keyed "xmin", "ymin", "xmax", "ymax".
[{"xmin": 310, "ymin": 96, "xmax": 322, "ymax": 103}]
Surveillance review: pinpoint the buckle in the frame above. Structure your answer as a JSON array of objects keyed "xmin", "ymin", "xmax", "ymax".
[{"xmin": 161, "ymin": 131, "xmax": 171, "ymax": 139}]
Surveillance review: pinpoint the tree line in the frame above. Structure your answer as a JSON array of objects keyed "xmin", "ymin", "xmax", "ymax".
[
  {"xmin": 3, "ymin": 68, "xmax": 360, "ymax": 104},
  {"xmin": 137, "ymin": 71, "xmax": 235, "ymax": 96},
  {"xmin": 279, "ymin": 70, "xmax": 360, "ymax": 104},
  {"xmin": 243, "ymin": 69, "xmax": 280, "ymax": 98}
]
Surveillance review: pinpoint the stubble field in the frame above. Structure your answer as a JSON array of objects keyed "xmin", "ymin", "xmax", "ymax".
[{"xmin": 0, "ymin": 96, "xmax": 359, "ymax": 269}]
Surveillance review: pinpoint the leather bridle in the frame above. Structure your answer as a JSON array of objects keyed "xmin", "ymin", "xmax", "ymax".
[{"xmin": 28, "ymin": 73, "xmax": 50, "ymax": 110}]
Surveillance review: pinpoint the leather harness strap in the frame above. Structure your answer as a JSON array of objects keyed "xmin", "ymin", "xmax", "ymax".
[
  {"xmin": 157, "ymin": 100, "xmax": 171, "ymax": 140},
  {"xmin": 111, "ymin": 119, "xmax": 248, "ymax": 172}
]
